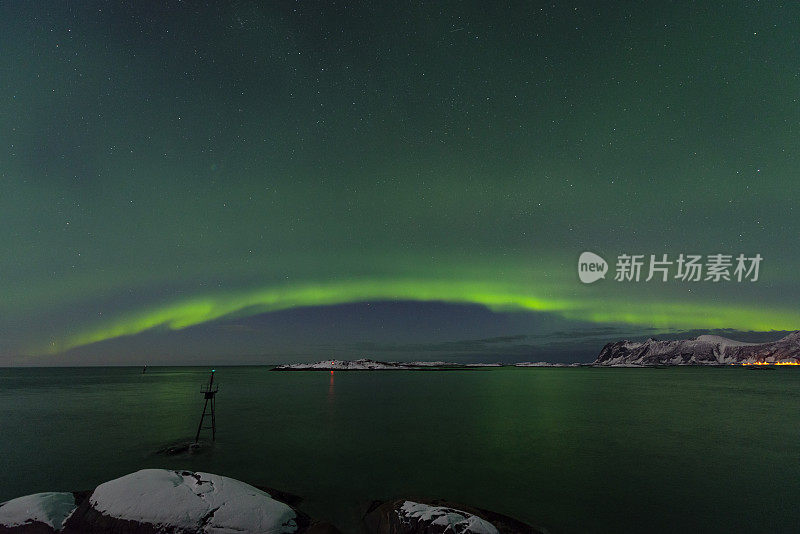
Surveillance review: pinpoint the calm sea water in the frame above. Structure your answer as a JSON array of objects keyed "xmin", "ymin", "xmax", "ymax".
[{"xmin": 0, "ymin": 366, "xmax": 798, "ymax": 533}]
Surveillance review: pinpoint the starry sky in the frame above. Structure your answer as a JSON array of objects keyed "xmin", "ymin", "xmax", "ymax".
[{"xmin": 2, "ymin": 1, "xmax": 799, "ymax": 365}]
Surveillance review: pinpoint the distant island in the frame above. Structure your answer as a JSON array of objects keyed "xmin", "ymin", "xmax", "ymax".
[
  {"xmin": 274, "ymin": 332, "xmax": 800, "ymax": 370},
  {"xmin": 272, "ymin": 358, "xmax": 579, "ymax": 370},
  {"xmin": 594, "ymin": 331, "xmax": 800, "ymax": 366}
]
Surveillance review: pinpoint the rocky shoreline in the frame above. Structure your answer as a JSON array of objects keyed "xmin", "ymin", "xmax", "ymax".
[{"xmin": 0, "ymin": 469, "xmax": 545, "ymax": 534}]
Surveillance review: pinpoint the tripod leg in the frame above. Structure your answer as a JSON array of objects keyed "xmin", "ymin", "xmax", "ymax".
[
  {"xmin": 210, "ymin": 396, "xmax": 216, "ymax": 441},
  {"xmin": 194, "ymin": 398, "xmax": 209, "ymax": 443}
]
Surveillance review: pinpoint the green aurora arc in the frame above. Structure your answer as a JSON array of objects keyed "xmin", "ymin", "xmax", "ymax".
[
  {"xmin": 3, "ymin": 2, "xmax": 800, "ymax": 362},
  {"xmin": 45, "ymin": 278, "xmax": 800, "ymax": 355}
]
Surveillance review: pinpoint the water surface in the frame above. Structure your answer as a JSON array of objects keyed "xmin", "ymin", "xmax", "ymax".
[{"xmin": 0, "ymin": 366, "xmax": 797, "ymax": 533}]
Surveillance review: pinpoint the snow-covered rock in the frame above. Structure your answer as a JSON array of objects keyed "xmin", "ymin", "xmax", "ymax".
[
  {"xmin": 362, "ymin": 498, "xmax": 543, "ymax": 534},
  {"xmin": 0, "ymin": 470, "xmax": 343, "ymax": 534},
  {"xmin": 0, "ymin": 492, "xmax": 76, "ymax": 532},
  {"xmin": 83, "ymin": 469, "xmax": 297, "ymax": 534},
  {"xmin": 594, "ymin": 331, "xmax": 800, "ymax": 366},
  {"xmin": 398, "ymin": 501, "xmax": 499, "ymax": 533}
]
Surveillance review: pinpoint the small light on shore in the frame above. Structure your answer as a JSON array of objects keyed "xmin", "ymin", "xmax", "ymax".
[{"xmin": 740, "ymin": 361, "xmax": 800, "ymax": 366}]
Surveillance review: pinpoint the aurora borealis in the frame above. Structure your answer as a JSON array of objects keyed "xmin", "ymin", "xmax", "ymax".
[{"xmin": 2, "ymin": 2, "xmax": 799, "ymax": 364}]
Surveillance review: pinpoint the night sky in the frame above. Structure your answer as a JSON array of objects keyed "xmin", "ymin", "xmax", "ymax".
[{"xmin": 2, "ymin": 2, "xmax": 798, "ymax": 365}]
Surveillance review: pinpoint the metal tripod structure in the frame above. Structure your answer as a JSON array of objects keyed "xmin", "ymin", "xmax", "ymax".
[{"xmin": 194, "ymin": 369, "xmax": 219, "ymax": 443}]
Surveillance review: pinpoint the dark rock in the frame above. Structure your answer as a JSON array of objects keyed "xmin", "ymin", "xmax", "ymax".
[
  {"xmin": 62, "ymin": 496, "xmax": 163, "ymax": 534},
  {"xmin": 0, "ymin": 522, "xmax": 59, "ymax": 534},
  {"xmin": 252, "ymin": 485, "xmax": 304, "ymax": 508},
  {"xmin": 154, "ymin": 441, "xmax": 207, "ymax": 456}
]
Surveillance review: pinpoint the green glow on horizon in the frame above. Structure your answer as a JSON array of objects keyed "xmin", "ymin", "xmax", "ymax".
[{"xmin": 42, "ymin": 279, "xmax": 800, "ymax": 354}]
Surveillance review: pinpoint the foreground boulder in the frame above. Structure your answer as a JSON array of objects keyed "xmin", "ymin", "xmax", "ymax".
[
  {"xmin": 1, "ymin": 469, "xmax": 339, "ymax": 534},
  {"xmin": 363, "ymin": 499, "xmax": 543, "ymax": 534},
  {"xmin": 0, "ymin": 492, "xmax": 77, "ymax": 534}
]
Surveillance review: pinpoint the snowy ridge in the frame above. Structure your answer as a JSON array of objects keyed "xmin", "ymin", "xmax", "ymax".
[
  {"xmin": 90, "ymin": 469, "xmax": 297, "ymax": 533},
  {"xmin": 0, "ymin": 492, "xmax": 76, "ymax": 531},
  {"xmin": 594, "ymin": 331, "xmax": 800, "ymax": 366},
  {"xmin": 693, "ymin": 335, "xmax": 757, "ymax": 347},
  {"xmin": 275, "ymin": 358, "xmax": 470, "ymax": 370},
  {"xmin": 398, "ymin": 501, "xmax": 499, "ymax": 534},
  {"xmin": 515, "ymin": 362, "xmax": 579, "ymax": 367},
  {"xmin": 276, "ymin": 359, "xmax": 570, "ymax": 370},
  {"xmin": 275, "ymin": 358, "xmax": 405, "ymax": 370}
]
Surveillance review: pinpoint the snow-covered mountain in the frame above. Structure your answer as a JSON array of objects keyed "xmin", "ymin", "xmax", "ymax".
[{"xmin": 594, "ymin": 331, "xmax": 800, "ymax": 366}]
